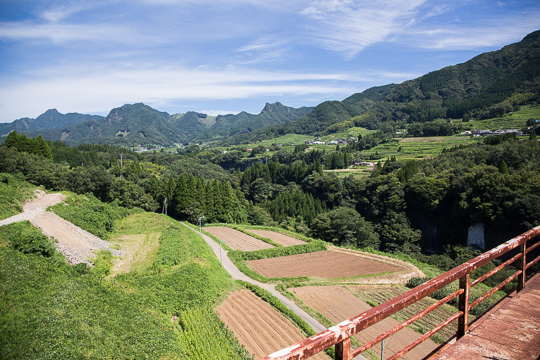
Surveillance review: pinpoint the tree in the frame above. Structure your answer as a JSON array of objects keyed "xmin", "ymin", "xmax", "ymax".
[
  {"xmin": 247, "ymin": 206, "xmax": 274, "ymax": 225},
  {"xmin": 498, "ymin": 159, "xmax": 509, "ymax": 174},
  {"xmin": 36, "ymin": 135, "xmax": 53, "ymax": 161},
  {"xmin": 310, "ymin": 207, "xmax": 379, "ymax": 249},
  {"xmin": 4, "ymin": 131, "xmax": 18, "ymax": 148},
  {"xmin": 183, "ymin": 201, "xmax": 203, "ymax": 223}
]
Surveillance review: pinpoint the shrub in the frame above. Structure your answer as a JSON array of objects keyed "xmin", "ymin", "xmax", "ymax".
[
  {"xmin": 0, "ymin": 221, "xmax": 55, "ymax": 257},
  {"xmin": 51, "ymin": 193, "xmax": 132, "ymax": 239}
]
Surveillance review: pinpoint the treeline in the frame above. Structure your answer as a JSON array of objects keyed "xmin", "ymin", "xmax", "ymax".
[
  {"xmin": 4, "ymin": 131, "xmax": 52, "ymax": 161},
  {"xmin": 50, "ymin": 141, "xmax": 141, "ymax": 168},
  {"xmin": 260, "ymin": 190, "xmax": 326, "ymax": 226},
  {"xmin": 0, "ymin": 146, "xmax": 156, "ymax": 211},
  {"xmin": 146, "ymin": 173, "xmax": 248, "ymax": 224},
  {"xmin": 240, "ymin": 160, "xmax": 323, "ymax": 197},
  {"xmin": 407, "ymin": 121, "xmax": 460, "ymax": 137}
]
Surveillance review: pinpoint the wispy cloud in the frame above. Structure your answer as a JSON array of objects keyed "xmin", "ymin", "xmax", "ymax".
[
  {"xmin": 300, "ymin": 0, "xmax": 428, "ymax": 57},
  {"xmin": 235, "ymin": 36, "xmax": 292, "ymax": 64},
  {"xmin": 0, "ymin": 22, "xmax": 139, "ymax": 43},
  {"xmin": 299, "ymin": 0, "xmax": 540, "ymax": 57},
  {"xmin": 0, "ymin": 64, "xmax": 369, "ymax": 121},
  {"xmin": 405, "ymin": 12, "xmax": 540, "ymax": 50},
  {"xmin": 1, "ymin": 0, "xmax": 539, "ymax": 123},
  {"xmin": 39, "ymin": 2, "xmax": 94, "ymax": 23}
]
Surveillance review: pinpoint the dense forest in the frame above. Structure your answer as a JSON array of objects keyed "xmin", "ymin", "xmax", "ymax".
[{"xmin": 1, "ymin": 130, "xmax": 539, "ymax": 272}]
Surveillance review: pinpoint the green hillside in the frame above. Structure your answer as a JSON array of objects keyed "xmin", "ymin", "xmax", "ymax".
[
  {"xmin": 225, "ymin": 30, "xmax": 540, "ymax": 144},
  {"xmin": 0, "ymin": 180, "xmax": 252, "ymax": 359}
]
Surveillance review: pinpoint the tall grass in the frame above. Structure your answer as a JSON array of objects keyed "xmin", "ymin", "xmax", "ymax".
[
  {"xmin": 0, "ymin": 172, "xmax": 36, "ymax": 220},
  {"xmin": 51, "ymin": 192, "xmax": 133, "ymax": 239}
]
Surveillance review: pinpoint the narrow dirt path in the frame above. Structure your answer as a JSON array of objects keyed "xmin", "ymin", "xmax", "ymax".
[
  {"xmin": 0, "ymin": 192, "xmax": 121, "ymax": 265},
  {"xmin": 182, "ymin": 223, "xmax": 369, "ymax": 359},
  {"xmin": 180, "ymin": 223, "xmax": 327, "ymax": 333}
]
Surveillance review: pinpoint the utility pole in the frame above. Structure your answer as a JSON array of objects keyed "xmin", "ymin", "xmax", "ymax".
[
  {"xmin": 120, "ymin": 154, "xmax": 123, "ymax": 179},
  {"xmin": 197, "ymin": 216, "xmax": 205, "ymax": 233},
  {"xmin": 381, "ymin": 334, "xmax": 392, "ymax": 360},
  {"xmin": 162, "ymin": 198, "xmax": 167, "ymax": 215}
]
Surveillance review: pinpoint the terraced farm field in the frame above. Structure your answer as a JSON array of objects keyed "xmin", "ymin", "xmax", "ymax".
[
  {"xmin": 246, "ymin": 230, "xmax": 306, "ymax": 246},
  {"xmin": 247, "ymin": 249, "xmax": 405, "ymax": 280},
  {"xmin": 216, "ymin": 289, "xmax": 330, "ymax": 360},
  {"xmin": 204, "ymin": 227, "xmax": 274, "ymax": 251},
  {"xmin": 291, "ymin": 285, "xmax": 438, "ymax": 360},
  {"xmin": 349, "ymin": 285, "xmax": 458, "ymax": 343}
]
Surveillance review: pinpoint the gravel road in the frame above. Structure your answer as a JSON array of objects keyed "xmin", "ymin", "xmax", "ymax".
[{"xmin": 0, "ymin": 192, "xmax": 121, "ymax": 265}]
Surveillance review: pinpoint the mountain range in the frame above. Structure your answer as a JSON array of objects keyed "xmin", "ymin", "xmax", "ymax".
[
  {"xmin": 0, "ymin": 102, "xmax": 313, "ymax": 147},
  {"xmin": 2, "ymin": 29, "xmax": 539, "ymax": 147}
]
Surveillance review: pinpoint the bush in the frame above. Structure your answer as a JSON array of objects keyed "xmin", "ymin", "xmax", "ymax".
[
  {"xmin": 92, "ymin": 250, "xmax": 114, "ymax": 277},
  {"xmin": 406, "ymin": 276, "xmax": 430, "ymax": 289},
  {"xmin": 0, "ymin": 172, "xmax": 35, "ymax": 220},
  {"xmin": 0, "ymin": 221, "xmax": 56, "ymax": 257},
  {"xmin": 230, "ymin": 240, "xmax": 327, "ymax": 262},
  {"xmin": 51, "ymin": 193, "xmax": 132, "ymax": 239}
]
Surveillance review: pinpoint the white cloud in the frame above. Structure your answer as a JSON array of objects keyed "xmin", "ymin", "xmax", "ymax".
[
  {"xmin": 0, "ymin": 64, "xmax": 369, "ymax": 122},
  {"xmin": 406, "ymin": 13, "xmax": 540, "ymax": 50},
  {"xmin": 235, "ymin": 36, "xmax": 292, "ymax": 64},
  {"xmin": 300, "ymin": 0, "xmax": 428, "ymax": 57},
  {"xmin": 39, "ymin": 2, "xmax": 93, "ymax": 22},
  {"xmin": 0, "ymin": 22, "xmax": 138, "ymax": 43}
]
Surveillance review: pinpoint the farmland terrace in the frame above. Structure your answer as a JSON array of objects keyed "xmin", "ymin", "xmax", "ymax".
[{"xmin": 260, "ymin": 225, "xmax": 540, "ymax": 360}]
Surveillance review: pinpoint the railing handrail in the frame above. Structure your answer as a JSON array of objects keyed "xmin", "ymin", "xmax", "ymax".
[{"xmin": 261, "ymin": 225, "xmax": 540, "ymax": 360}]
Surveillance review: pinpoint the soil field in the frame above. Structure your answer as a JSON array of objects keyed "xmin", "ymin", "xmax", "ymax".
[
  {"xmin": 291, "ymin": 285, "xmax": 438, "ymax": 360},
  {"xmin": 246, "ymin": 230, "xmax": 306, "ymax": 247},
  {"xmin": 216, "ymin": 289, "xmax": 329, "ymax": 360},
  {"xmin": 400, "ymin": 136, "xmax": 450, "ymax": 143},
  {"xmin": 348, "ymin": 285, "xmax": 458, "ymax": 343},
  {"xmin": 204, "ymin": 227, "xmax": 274, "ymax": 251},
  {"xmin": 247, "ymin": 250, "xmax": 405, "ymax": 280}
]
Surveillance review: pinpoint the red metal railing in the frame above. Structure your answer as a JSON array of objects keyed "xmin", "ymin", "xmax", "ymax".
[{"xmin": 260, "ymin": 225, "xmax": 540, "ymax": 360}]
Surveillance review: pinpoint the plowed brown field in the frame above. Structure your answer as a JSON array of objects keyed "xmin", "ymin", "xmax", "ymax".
[
  {"xmin": 247, "ymin": 230, "xmax": 306, "ymax": 246},
  {"xmin": 291, "ymin": 285, "xmax": 438, "ymax": 360},
  {"xmin": 204, "ymin": 227, "xmax": 274, "ymax": 251},
  {"xmin": 247, "ymin": 250, "xmax": 404, "ymax": 279},
  {"xmin": 216, "ymin": 289, "xmax": 330, "ymax": 360}
]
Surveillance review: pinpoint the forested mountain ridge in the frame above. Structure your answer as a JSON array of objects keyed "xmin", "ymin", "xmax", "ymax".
[
  {"xmin": 3, "ymin": 102, "xmax": 312, "ymax": 147},
  {"xmin": 380, "ymin": 29, "xmax": 540, "ymax": 121},
  {"xmin": 210, "ymin": 102, "xmax": 313, "ymax": 138},
  {"xmin": 56, "ymin": 103, "xmax": 188, "ymax": 146},
  {"xmin": 227, "ymin": 30, "xmax": 540, "ymax": 144},
  {"xmin": 0, "ymin": 109, "xmax": 104, "ymax": 137}
]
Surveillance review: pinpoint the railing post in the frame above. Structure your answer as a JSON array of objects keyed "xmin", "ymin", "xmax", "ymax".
[
  {"xmin": 517, "ymin": 242, "xmax": 526, "ymax": 292},
  {"xmin": 457, "ymin": 273, "xmax": 470, "ymax": 339},
  {"xmin": 335, "ymin": 338, "xmax": 352, "ymax": 360}
]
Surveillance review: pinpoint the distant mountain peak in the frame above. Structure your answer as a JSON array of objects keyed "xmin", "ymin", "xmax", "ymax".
[
  {"xmin": 37, "ymin": 109, "xmax": 62, "ymax": 121},
  {"xmin": 261, "ymin": 102, "xmax": 291, "ymax": 114}
]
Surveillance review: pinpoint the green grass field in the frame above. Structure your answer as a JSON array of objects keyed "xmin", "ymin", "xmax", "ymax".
[{"xmin": 457, "ymin": 104, "xmax": 540, "ymax": 130}]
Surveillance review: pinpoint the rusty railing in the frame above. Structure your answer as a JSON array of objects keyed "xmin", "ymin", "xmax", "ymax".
[{"xmin": 260, "ymin": 225, "xmax": 540, "ymax": 360}]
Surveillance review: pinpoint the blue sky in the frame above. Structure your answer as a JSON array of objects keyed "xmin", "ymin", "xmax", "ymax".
[{"xmin": 1, "ymin": 0, "xmax": 539, "ymax": 123}]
